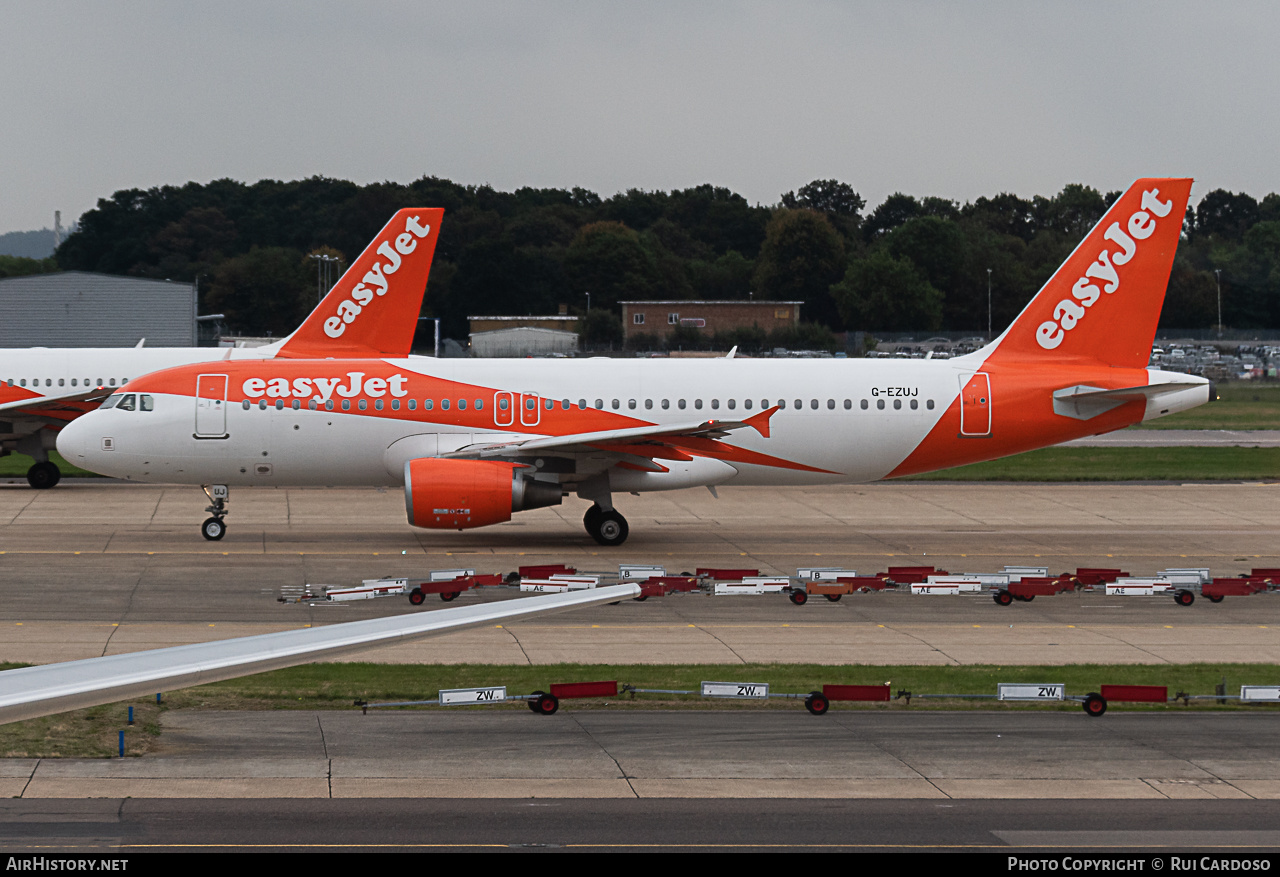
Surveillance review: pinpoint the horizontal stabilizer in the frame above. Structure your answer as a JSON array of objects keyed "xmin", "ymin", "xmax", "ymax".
[{"xmin": 1052, "ymin": 382, "xmax": 1206, "ymax": 420}]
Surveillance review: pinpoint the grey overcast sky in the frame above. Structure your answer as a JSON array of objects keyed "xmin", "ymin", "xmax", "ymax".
[{"xmin": 1, "ymin": 1, "xmax": 1276, "ymax": 233}]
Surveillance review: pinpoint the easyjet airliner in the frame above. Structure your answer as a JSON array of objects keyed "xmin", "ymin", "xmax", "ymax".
[
  {"xmin": 0, "ymin": 209, "xmax": 442, "ymax": 488},
  {"xmin": 57, "ymin": 179, "xmax": 1211, "ymax": 546}
]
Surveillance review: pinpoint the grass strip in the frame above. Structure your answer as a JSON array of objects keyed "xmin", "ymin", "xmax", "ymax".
[
  {"xmin": 2, "ymin": 661, "xmax": 1276, "ymax": 758},
  {"xmin": 0, "ymin": 451, "xmax": 101, "ymax": 479}
]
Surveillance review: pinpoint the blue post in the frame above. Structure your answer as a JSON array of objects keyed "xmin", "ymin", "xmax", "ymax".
[
  {"xmin": 127, "ymin": 706, "xmax": 133, "ymax": 725},
  {"xmin": 118, "ymin": 730, "xmax": 124, "ymax": 758},
  {"xmin": 156, "ymin": 693, "xmax": 162, "ymax": 705}
]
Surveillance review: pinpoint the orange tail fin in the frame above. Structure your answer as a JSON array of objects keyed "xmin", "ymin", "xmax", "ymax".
[
  {"xmin": 987, "ymin": 179, "xmax": 1191, "ymax": 369},
  {"xmin": 276, "ymin": 208, "xmax": 443, "ymax": 359}
]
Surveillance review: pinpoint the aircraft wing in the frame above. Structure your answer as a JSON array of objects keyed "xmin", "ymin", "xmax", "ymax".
[
  {"xmin": 0, "ymin": 584, "xmax": 640, "ymax": 725},
  {"xmin": 443, "ymin": 407, "xmax": 778, "ymax": 460},
  {"xmin": 0, "ymin": 388, "xmax": 114, "ymax": 419}
]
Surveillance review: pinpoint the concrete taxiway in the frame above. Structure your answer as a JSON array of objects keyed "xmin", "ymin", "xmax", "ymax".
[
  {"xmin": 0, "ymin": 480, "xmax": 1277, "ymax": 665},
  {"xmin": 3, "ymin": 711, "xmax": 1279, "ymax": 802},
  {"xmin": 0, "ymin": 479, "xmax": 1277, "ymax": 808}
]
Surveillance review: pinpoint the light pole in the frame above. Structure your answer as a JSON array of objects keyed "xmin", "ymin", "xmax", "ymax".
[
  {"xmin": 1214, "ymin": 269, "xmax": 1222, "ymax": 340},
  {"xmin": 986, "ymin": 268, "xmax": 992, "ymax": 341},
  {"xmin": 309, "ymin": 254, "xmax": 342, "ymax": 304},
  {"xmin": 585, "ymin": 291, "xmax": 591, "ymax": 313}
]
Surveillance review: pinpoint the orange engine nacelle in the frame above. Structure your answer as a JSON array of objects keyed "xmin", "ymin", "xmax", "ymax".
[{"xmin": 403, "ymin": 458, "xmax": 561, "ymax": 530}]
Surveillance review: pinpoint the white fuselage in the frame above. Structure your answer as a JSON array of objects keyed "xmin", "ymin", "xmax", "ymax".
[{"xmin": 55, "ymin": 353, "xmax": 1210, "ymax": 490}]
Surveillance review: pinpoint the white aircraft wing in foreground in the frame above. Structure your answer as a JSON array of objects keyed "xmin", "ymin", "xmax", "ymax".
[{"xmin": 0, "ymin": 584, "xmax": 639, "ymax": 725}]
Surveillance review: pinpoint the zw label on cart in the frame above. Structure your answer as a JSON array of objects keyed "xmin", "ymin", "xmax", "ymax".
[
  {"xmin": 440, "ymin": 686, "xmax": 507, "ymax": 705},
  {"xmin": 998, "ymin": 683, "xmax": 1065, "ymax": 701},
  {"xmin": 702, "ymin": 681, "xmax": 769, "ymax": 699},
  {"xmin": 1240, "ymin": 686, "xmax": 1280, "ymax": 702}
]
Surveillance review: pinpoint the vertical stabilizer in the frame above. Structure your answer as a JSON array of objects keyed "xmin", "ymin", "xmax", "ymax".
[
  {"xmin": 987, "ymin": 179, "xmax": 1191, "ymax": 369},
  {"xmin": 276, "ymin": 208, "xmax": 443, "ymax": 359}
]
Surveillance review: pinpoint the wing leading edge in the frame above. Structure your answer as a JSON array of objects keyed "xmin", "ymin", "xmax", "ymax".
[{"xmin": 0, "ymin": 584, "xmax": 640, "ymax": 725}]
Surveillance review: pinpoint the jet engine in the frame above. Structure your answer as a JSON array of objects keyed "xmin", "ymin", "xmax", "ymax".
[{"xmin": 403, "ymin": 458, "xmax": 562, "ymax": 530}]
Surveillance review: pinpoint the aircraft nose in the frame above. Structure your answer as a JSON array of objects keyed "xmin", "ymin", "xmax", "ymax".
[{"xmin": 56, "ymin": 415, "xmax": 92, "ymax": 467}]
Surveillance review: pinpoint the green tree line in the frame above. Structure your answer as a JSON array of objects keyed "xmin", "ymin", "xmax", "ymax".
[{"xmin": 42, "ymin": 176, "xmax": 1280, "ymax": 346}]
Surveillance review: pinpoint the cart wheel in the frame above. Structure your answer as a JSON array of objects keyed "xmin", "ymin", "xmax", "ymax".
[
  {"xmin": 633, "ymin": 595, "xmax": 648, "ymax": 602},
  {"xmin": 1083, "ymin": 693, "xmax": 1107, "ymax": 717},
  {"xmin": 201, "ymin": 517, "xmax": 226, "ymax": 541},
  {"xmin": 994, "ymin": 590, "xmax": 1013, "ymax": 606},
  {"xmin": 789, "ymin": 590, "xmax": 808, "ymax": 605},
  {"xmin": 528, "ymin": 691, "xmax": 544, "ymax": 712},
  {"xmin": 1022, "ymin": 594, "xmax": 1035, "ymax": 602},
  {"xmin": 536, "ymin": 693, "xmax": 559, "ymax": 715},
  {"xmin": 804, "ymin": 692, "xmax": 829, "ymax": 716},
  {"xmin": 408, "ymin": 589, "xmax": 425, "ymax": 605},
  {"xmin": 825, "ymin": 594, "xmax": 842, "ymax": 602},
  {"xmin": 1175, "ymin": 589, "xmax": 1195, "ymax": 607},
  {"xmin": 439, "ymin": 591, "xmax": 459, "ymax": 602},
  {"xmin": 1207, "ymin": 594, "xmax": 1224, "ymax": 603}
]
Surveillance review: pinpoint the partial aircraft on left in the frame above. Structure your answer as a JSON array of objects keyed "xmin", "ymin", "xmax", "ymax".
[{"xmin": 0, "ymin": 208, "xmax": 443, "ymax": 488}]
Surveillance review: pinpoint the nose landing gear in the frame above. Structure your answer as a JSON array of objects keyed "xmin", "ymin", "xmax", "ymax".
[
  {"xmin": 26, "ymin": 461, "xmax": 61, "ymax": 489},
  {"xmin": 201, "ymin": 484, "xmax": 229, "ymax": 541}
]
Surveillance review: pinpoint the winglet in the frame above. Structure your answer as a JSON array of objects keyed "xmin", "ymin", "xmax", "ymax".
[
  {"xmin": 276, "ymin": 208, "xmax": 444, "ymax": 359},
  {"xmin": 742, "ymin": 405, "xmax": 778, "ymax": 438}
]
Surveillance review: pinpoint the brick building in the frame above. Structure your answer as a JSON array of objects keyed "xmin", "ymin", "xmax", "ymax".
[{"xmin": 620, "ymin": 300, "xmax": 801, "ymax": 344}]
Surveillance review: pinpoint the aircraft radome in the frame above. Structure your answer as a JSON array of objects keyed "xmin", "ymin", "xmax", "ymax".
[
  {"xmin": 58, "ymin": 179, "xmax": 1211, "ymax": 547},
  {"xmin": 0, "ymin": 209, "xmax": 442, "ymax": 488}
]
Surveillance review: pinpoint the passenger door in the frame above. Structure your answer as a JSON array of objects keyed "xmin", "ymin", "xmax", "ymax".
[{"xmin": 195, "ymin": 374, "xmax": 229, "ymax": 438}]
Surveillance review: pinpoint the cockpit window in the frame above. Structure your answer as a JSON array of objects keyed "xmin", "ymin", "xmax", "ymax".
[
  {"xmin": 140, "ymin": 395, "xmax": 154, "ymax": 412},
  {"xmin": 117, "ymin": 394, "xmax": 137, "ymax": 411},
  {"xmin": 99, "ymin": 395, "xmax": 121, "ymax": 410}
]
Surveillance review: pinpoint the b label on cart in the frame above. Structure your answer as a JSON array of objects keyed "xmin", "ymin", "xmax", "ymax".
[
  {"xmin": 440, "ymin": 686, "xmax": 507, "ymax": 705},
  {"xmin": 702, "ymin": 681, "xmax": 769, "ymax": 699},
  {"xmin": 998, "ymin": 683, "xmax": 1065, "ymax": 701}
]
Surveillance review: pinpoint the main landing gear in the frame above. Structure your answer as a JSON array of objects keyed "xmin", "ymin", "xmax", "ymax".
[
  {"xmin": 201, "ymin": 484, "xmax": 229, "ymax": 541},
  {"xmin": 583, "ymin": 504, "xmax": 629, "ymax": 547},
  {"xmin": 26, "ymin": 461, "xmax": 61, "ymax": 489}
]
